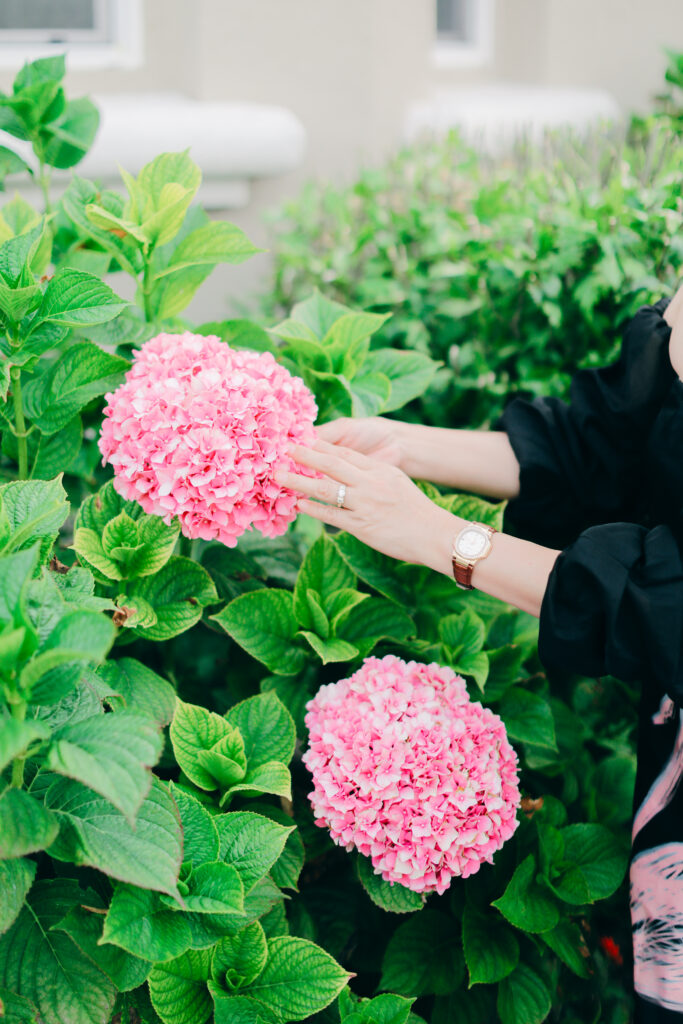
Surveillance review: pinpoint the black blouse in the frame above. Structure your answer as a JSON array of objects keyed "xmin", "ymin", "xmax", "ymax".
[{"xmin": 498, "ymin": 299, "xmax": 683, "ymax": 706}]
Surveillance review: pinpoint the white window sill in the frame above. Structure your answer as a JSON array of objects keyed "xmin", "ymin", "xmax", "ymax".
[{"xmin": 432, "ymin": 42, "xmax": 491, "ymax": 70}]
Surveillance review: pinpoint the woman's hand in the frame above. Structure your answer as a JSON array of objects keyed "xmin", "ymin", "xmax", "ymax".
[
  {"xmin": 275, "ymin": 438, "xmax": 455, "ymax": 573},
  {"xmin": 315, "ymin": 416, "xmax": 405, "ymax": 469}
]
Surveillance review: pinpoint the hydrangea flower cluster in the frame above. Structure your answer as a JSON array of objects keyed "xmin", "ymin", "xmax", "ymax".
[
  {"xmin": 99, "ymin": 332, "xmax": 317, "ymax": 546},
  {"xmin": 303, "ymin": 655, "xmax": 520, "ymax": 894}
]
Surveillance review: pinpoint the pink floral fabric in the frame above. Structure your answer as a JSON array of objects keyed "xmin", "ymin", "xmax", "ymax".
[
  {"xmin": 99, "ymin": 332, "xmax": 317, "ymax": 546},
  {"xmin": 303, "ymin": 654, "xmax": 521, "ymax": 894}
]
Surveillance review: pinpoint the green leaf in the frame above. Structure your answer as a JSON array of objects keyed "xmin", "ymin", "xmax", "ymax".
[
  {"xmin": 492, "ymin": 855, "xmax": 559, "ymax": 933},
  {"xmin": 0, "ymin": 145, "xmax": 32, "ymax": 189},
  {"xmin": 247, "ymin": 803, "xmax": 304, "ymax": 892},
  {"xmin": 350, "ymin": 371, "xmax": 392, "ymax": 417},
  {"xmin": 322, "ymin": 311, "xmax": 390, "ymax": 374},
  {"xmin": 462, "ymin": 900, "xmax": 519, "ymax": 985},
  {"xmin": 169, "ymin": 783, "xmax": 220, "ymax": 867},
  {"xmin": 30, "ymin": 269, "xmax": 127, "ymax": 329},
  {"xmin": 0, "ymin": 279, "xmax": 41, "ymax": 322},
  {"xmin": 161, "ymin": 862, "xmax": 244, "ymax": 916},
  {"xmin": 98, "ymin": 657, "xmax": 176, "ymax": 728},
  {"xmin": 299, "ymin": 631, "xmax": 360, "ymax": 664},
  {"xmin": 41, "ymin": 97, "xmax": 99, "ymax": 169},
  {"xmin": 290, "ymin": 290, "xmax": 351, "ymax": 339},
  {"xmin": 0, "ymin": 857, "xmax": 36, "ymax": 935},
  {"xmin": 497, "ymin": 688, "xmax": 557, "ymax": 750},
  {"xmin": 356, "ymin": 856, "xmax": 425, "ymax": 914},
  {"xmin": 22, "ymin": 609, "xmax": 115, "ymax": 704},
  {"xmin": 211, "ymin": 922, "xmax": 268, "ymax": 991},
  {"xmin": 379, "ymin": 910, "xmax": 464, "ymax": 996},
  {"xmin": 73, "ymin": 527, "xmax": 121, "ymax": 581},
  {"xmin": 222, "ymin": 760, "xmax": 292, "ymax": 803},
  {"xmin": 0, "ymin": 717, "xmax": 49, "ymax": 773},
  {"xmin": 496, "ymin": 964, "xmax": 551, "ymax": 1024},
  {"xmin": 47, "ymin": 709, "xmax": 163, "ymax": 822},
  {"xmin": 241, "ymin": 936, "xmax": 351, "ymax": 1019},
  {"xmin": 294, "ymin": 532, "xmax": 355, "ymax": 616},
  {"xmin": 225, "ymin": 692, "xmax": 296, "ymax": 770},
  {"xmin": 362, "ymin": 349, "xmax": 439, "ymax": 412},
  {"xmin": 558, "ymin": 823, "xmax": 628, "ymax": 902},
  {"xmin": 130, "ymin": 556, "xmax": 218, "ymax": 640},
  {"xmin": 0, "ymin": 878, "xmax": 117, "ymax": 1024},
  {"xmin": 0, "ymin": 545, "xmax": 38, "ymax": 625},
  {"xmin": 31, "ymin": 416, "xmax": 82, "ymax": 479},
  {"xmin": 0, "ymin": 788, "xmax": 59, "ymax": 858},
  {"xmin": 540, "ymin": 920, "xmax": 591, "ymax": 979},
  {"xmin": 215, "ymin": 811, "xmax": 295, "ymax": 893},
  {"xmin": 212, "ymin": 589, "xmax": 308, "ymax": 676},
  {"xmin": 45, "ymin": 776, "xmax": 183, "ymax": 898},
  {"xmin": 0, "ymin": 477, "xmax": 68, "ymax": 555},
  {"xmin": 437, "ymin": 492, "xmax": 506, "ymax": 531},
  {"xmin": 0, "ymin": 987, "xmax": 39, "ymax": 1023},
  {"xmin": 170, "ymin": 698, "xmax": 247, "ymax": 791},
  {"xmin": 54, "ymin": 902, "xmax": 150, "ymax": 992},
  {"xmin": 156, "ymin": 220, "xmax": 259, "ymax": 277},
  {"xmin": 335, "ymin": 596, "xmax": 414, "ymax": 653},
  {"xmin": 334, "ymin": 533, "xmax": 413, "ymax": 606},
  {"xmin": 23, "ymin": 341, "xmax": 129, "ymax": 435},
  {"xmin": 148, "ymin": 948, "xmax": 212, "ymax": 1024},
  {"xmin": 103, "ymin": 883, "xmax": 193, "ymax": 964},
  {"xmin": 439, "ymin": 608, "xmax": 485, "ymax": 656},
  {"xmin": 212, "ymin": 992, "xmax": 278, "ymax": 1024}
]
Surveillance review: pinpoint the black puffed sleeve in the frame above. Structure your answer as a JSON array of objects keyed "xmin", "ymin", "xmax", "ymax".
[
  {"xmin": 539, "ymin": 522, "xmax": 683, "ymax": 702},
  {"xmin": 496, "ymin": 300, "xmax": 674, "ymax": 548}
]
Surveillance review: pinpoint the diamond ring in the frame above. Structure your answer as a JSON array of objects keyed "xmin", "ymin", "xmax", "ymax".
[{"xmin": 336, "ymin": 483, "xmax": 347, "ymax": 508}]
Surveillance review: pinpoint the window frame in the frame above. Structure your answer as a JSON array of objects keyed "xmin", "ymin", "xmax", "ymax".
[
  {"xmin": 432, "ymin": 0, "xmax": 494, "ymax": 69},
  {"xmin": 0, "ymin": 0, "xmax": 143, "ymax": 70}
]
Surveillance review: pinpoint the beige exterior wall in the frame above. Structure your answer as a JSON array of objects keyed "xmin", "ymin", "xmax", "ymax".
[{"xmin": 1, "ymin": 1, "xmax": 682, "ymax": 319}]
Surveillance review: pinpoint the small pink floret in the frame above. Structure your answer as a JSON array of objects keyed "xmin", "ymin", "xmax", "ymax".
[
  {"xmin": 98, "ymin": 332, "xmax": 318, "ymax": 544},
  {"xmin": 302, "ymin": 655, "xmax": 521, "ymax": 894}
]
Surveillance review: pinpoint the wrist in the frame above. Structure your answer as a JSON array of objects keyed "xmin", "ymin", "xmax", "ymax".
[{"xmin": 419, "ymin": 506, "xmax": 467, "ymax": 576}]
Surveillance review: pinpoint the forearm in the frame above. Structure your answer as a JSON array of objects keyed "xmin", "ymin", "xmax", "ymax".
[
  {"xmin": 396, "ymin": 421, "xmax": 521, "ymax": 500},
  {"xmin": 419, "ymin": 504, "xmax": 560, "ymax": 617}
]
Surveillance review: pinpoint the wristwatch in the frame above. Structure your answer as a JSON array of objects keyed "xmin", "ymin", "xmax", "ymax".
[{"xmin": 451, "ymin": 521, "xmax": 497, "ymax": 590}]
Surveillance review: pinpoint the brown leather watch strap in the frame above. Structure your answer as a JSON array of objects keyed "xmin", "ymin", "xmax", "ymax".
[{"xmin": 452, "ymin": 522, "xmax": 497, "ymax": 591}]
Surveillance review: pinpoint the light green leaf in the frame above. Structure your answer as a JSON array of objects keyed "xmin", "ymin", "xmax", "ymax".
[
  {"xmin": 290, "ymin": 290, "xmax": 350, "ymax": 339},
  {"xmin": 47, "ymin": 709, "xmax": 163, "ymax": 822},
  {"xmin": 299, "ymin": 631, "xmax": 359, "ymax": 664},
  {"xmin": 335, "ymin": 596, "xmax": 414, "ymax": 653},
  {"xmin": 54, "ymin": 902, "xmax": 150, "ymax": 992},
  {"xmin": 0, "ymin": 717, "xmax": 49, "ymax": 773},
  {"xmin": 0, "ymin": 858, "xmax": 36, "ymax": 935},
  {"xmin": 225, "ymin": 692, "xmax": 296, "ymax": 770},
  {"xmin": 45, "ymin": 776, "xmax": 183, "ymax": 898},
  {"xmin": 212, "ymin": 589, "xmax": 308, "ymax": 676},
  {"xmin": 31, "ymin": 416, "xmax": 82, "ymax": 479},
  {"xmin": 247, "ymin": 803, "xmax": 304, "ymax": 892},
  {"xmin": 0, "ymin": 878, "xmax": 117, "ymax": 1024},
  {"xmin": 130, "ymin": 556, "xmax": 218, "ymax": 640},
  {"xmin": 156, "ymin": 221, "xmax": 259, "ymax": 278},
  {"xmin": 98, "ymin": 657, "xmax": 176, "ymax": 728},
  {"xmin": 0, "ymin": 788, "xmax": 59, "ymax": 858},
  {"xmin": 492, "ymin": 855, "xmax": 559, "ymax": 933},
  {"xmin": 0, "ymin": 145, "xmax": 32, "ymax": 189},
  {"xmin": 148, "ymin": 948, "xmax": 212, "ymax": 1024},
  {"xmin": 215, "ymin": 811, "xmax": 294, "ymax": 893},
  {"xmin": 362, "ymin": 349, "xmax": 439, "ymax": 413},
  {"xmin": 436, "ymin": 492, "xmax": 506, "ymax": 531},
  {"xmin": 22, "ymin": 609, "xmax": 115, "ymax": 704},
  {"xmin": 29, "ymin": 269, "xmax": 127, "ymax": 329},
  {"xmin": 222, "ymin": 761, "xmax": 291, "ymax": 803},
  {"xmin": 169, "ymin": 783, "xmax": 220, "ymax": 867},
  {"xmin": 41, "ymin": 97, "xmax": 99, "ymax": 170},
  {"xmin": 439, "ymin": 608, "xmax": 486, "ymax": 657},
  {"xmin": 211, "ymin": 922, "xmax": 268, "ymax": 992},
  {"xmin": 334, "ymin": 533, "xmax": 413, "ymax": 606},
  {"xmin": 356, "ymin": 855, "xmax": 425, "ymax": 914},
  {"xmin": 379, "ymin": 910, "xmax": 464, "ymax": 997},
  {"xmin": 23, "ymin": 341, "xmax": 129, "ymax": 435},
  {"xmin": 170, "ymin": 698, "xmax": 247, "ymax": 791},
  {"xmin": 103, "ymin": 883, "xmax": 193, "ymax": 964},
  {"xmin": 0, "ymin": 476, "xmax": 68, "ymax": 555},
  {"xmin": 161, "ymin": 862, "xmax": 244, "ymax": 916},
  {"xmin": 496, "ymin": 964, "xmax": 551, "ymax": 1024},
  {"xmin": 294, "ymin": 532, "xmax": 355, "ymax": 615},
  {"xmin": 241, "ymin": 936, "xmax": 351, "ymax": 1019}
]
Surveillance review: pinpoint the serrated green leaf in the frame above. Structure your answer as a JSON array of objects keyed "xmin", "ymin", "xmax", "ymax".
[
  {"xmin": 335, "ymin": 596, "xmax": 414, "ymax": 653},
  {"xmin": 539, "ymin": 920, "xmax": 591, "ymax": 978},
  {"xmin": 334, "ymin": 533, "xmax": 413, "ymax": 605},
  {"xmin": 169, "ymin": 783, "xmax": 219, "ymax": 867},
  {"xmin": 356, "ymin": 856, "xmax": 425, "ymax": 914},
  {"xmin": 0, "ymin": 878, "xmax": 117, "ymax": 1024},
  {"xmin": 22, "ymin": 609, "xmax": 115, "ymax": 703},
  {"xmin": 496, "ymin": 963, "xmax": 551, "ymax": 1024},
  {"xmin": 492, "ymin": 855, "xmax": 559, "ymax": 933},
  {"xmin": 98, "ymin": 657, "xmax": 176, "ymax": 728},
  {"xmin": 558, "ymin": 823, "xmax": 628, "ymax": 902},
  {"xmin": 31, "ymin": 415, "xmax": 82, "ymax": 479},
  {"xmin": 362, "ymin": 349, "xmax": 438, "ymax": 413},
  {"xmin": 161, "ymin": 862, "xmax": 244, "ymax": 916},
  {"xmin": 0, "ymin": 857, "xmax": 36, "ymax": 935},
  {"xmin": 379, "ymin": 910, "xmax": 464, "ymax": 997},
  {"xmin": 45, "ymin": 776, "xmax": 183, "ymax": 897},
  {"xmin": 47, "ymin": 709, "xmax": 163, "ymax": 822},
  {"xmin": 247, "ymin": 803, "xmax": 304, "ymax": 892},
  {"xmin": 225, "ymin": 692, "xmax": 296, "ymax": 770},
  {"xmin": 497, "ymin": 688, "xmax": 557, "ymax": 751},
  {"xmin": 103, "ymin": 883, "xmax": 193, "ymax": 963},
  {"xmin": 462, "ymin": 900, "xmax": 519, "ymax": 985},
  {"xmin": 41, "ymin": 97, "xmax": 99, "ymax": 169},
  {"xmin": 215, "ymin": 811, "xmax": 294, "ymax": 893},
  {"xmin": 148, "ymin": 948, "xmax": 212, "ymax": 1024},
  {"xmin": 0, "ymin": 788, "xmax": 59, "ymax": 858},
  {"xmin": 299, "ymin": 631, "xmax": 360, "ymax": 664},
  {"xmin": 211, "ymin": 922, "xmax": 268, "ymax": 992},
  {"xmin": 241, "ymin": 936, "xmax": 351, "ymax": 1019},
  {"xmin": 0, "ymin": 477, "xmax": 68, "ymax": 555},
  {"xmin": 29, "ymin": 269, "xmax": 127, "ymax": 329},
  {"xmin": 170, "ymin": 698, "xmax": 247, "ymax": 791},
  {"xmin": 130, "ymin": 556, "xmax": 218, "ymax": 640},
  {"xmin": 212, "ymin": 589, "xmax": 307, "ymax": 676},
  {"xmin": 54, "ymin": 902, "xmax": 150, "ymax": 991},
  {"xmin": 289, "ymin": 290, "xmax": 350, "ymax": 338},
  {"xmin": 0, "ymin": 717, "xmax": 49, "ymax": 773}
]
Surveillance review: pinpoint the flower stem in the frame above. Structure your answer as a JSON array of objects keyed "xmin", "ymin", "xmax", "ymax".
[
  {"xmin": 11, "ymin": 366, "xmax": 29, "ymax": 479},
  {"xmin": 142, "ymin": 248, "xmax": 154, "ymax": 323},
  {"xmin": 38, "ymin": 160, "xmax": 52, "ymax": 215},
  {"xmin": 10, "ymin": 699, "xmax": 27, "ymax": 788}
]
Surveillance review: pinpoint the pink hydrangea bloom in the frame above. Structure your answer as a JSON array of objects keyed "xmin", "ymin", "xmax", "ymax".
[
  {"xmin": 303, "ymin": 654, "xmax": 521, "ymax": 894},
  {"xmin": 98, "ymin": 332, "xmax": 317, "ymax": 546}
]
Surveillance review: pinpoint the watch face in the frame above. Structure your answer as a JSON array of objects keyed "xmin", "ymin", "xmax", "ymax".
[{"xmin": 457, "ymin": 528, "xmax": 487, "ymax": 558}]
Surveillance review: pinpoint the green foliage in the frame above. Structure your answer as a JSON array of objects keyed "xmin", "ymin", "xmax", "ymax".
[{"xmin": 262, "ymin": 122, "xmax": 683, "ymax": 428}]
